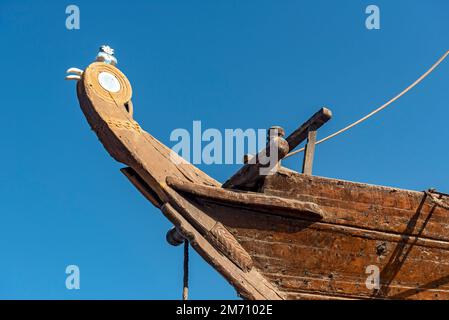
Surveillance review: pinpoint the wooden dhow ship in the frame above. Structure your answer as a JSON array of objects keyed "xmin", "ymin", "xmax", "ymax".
[{"xmin": 66, "ymin": 46, "xmax": 449, "ymax": 300}]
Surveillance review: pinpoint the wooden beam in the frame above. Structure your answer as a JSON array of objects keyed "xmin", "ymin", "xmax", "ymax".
[
  {"xmin": 285, "ymin": 107, "xmax": 332, "ymax": 152},
  {"xmin": 167, "ymin": 176, "xmax": 325, "ymax": 220},
  {"xmin": 160, "ymin": 203, "xmax": 284, "ymax": 300},
  {"xmin": 164, "ymin": 188, "xmax": 254, "ymax": 272}
]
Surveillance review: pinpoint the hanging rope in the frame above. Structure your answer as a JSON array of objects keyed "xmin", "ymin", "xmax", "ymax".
[
  {"xmin": 182, "ymin": 240, "xmax": 189, "ymax": 300},
  {"xmin": 285, "ymin": 50, "xmax": 449, "ymax": 159}
]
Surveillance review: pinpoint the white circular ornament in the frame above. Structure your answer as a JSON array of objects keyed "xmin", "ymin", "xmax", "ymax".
[{"xmin": 98, "ymin": 72, "xmax": 121, "ymax": 93}]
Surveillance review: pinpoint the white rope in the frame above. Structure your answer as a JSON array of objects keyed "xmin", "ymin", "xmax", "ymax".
[{"xmin": 285, "ymin": 50, "xmax": 449, "ymax": 159}]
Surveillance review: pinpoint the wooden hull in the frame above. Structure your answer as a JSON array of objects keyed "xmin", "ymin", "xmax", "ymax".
[
  {"xmin": 73, "ymin": 62, "xmax": 449, "ymax": 300},
  {"xmin": 167, "ymin": 170, "xmax": 449, "ymax": 300}
]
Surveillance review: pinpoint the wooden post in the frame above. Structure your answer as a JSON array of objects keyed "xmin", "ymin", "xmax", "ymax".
[
  {"xmin": 302, "ymin": 128, "xmax": 317, "ymax": 175},
  {"xmin": 268, "ymin": 126, "xmax": 285, "ymax": 171}
]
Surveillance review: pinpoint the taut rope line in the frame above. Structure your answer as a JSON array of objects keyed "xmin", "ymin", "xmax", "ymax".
[{"xmin": 285, "ymin": 50, "xmax": 449, "ymax": 159}]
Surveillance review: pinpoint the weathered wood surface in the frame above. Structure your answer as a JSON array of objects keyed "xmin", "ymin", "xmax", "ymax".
[
  {"xmin": 222, "ymin": 134, "xmax": 289, "ymax": 190},
  {"xmin": 230, "ymin": 169, "xmax": 449, "ymax": 299},
  {"xmin": 302, "ymin": 129, "xmax": 316, "ymax": 175},
  {"xmin": 165, "ymin": 187, "xmax": 254, "ymax": 272},
  {"xmin": 161, "ymin": 203, "xmax": 283, "ymax": 300},
  {"xmin": 262, "ymin": 169, "xmax": 449, "ymax": 243},
  {"xmin": 77, "ymin": 63, "xmax": 219, "ymax": 205},
  {"xmin": 163, "ymin": 167, "xmax": 449, "ymax": 299},
  {"xmin": 75, "ymin": 62, "xmax": 449, "ymax": 300},
  {"xmin": 75, "ymin": 62, "xmax": 269, "ymax": 297},
  {"xmin": 223, "ymin": 108, "xmax": 331, "ymax": 190},
  {"xmin": 199, "ymin": 189, "xmax": 449, "ymax": 299},
  {"xmin": 167, "ymin": 176, "xmax": 325, "ymax": 220}
]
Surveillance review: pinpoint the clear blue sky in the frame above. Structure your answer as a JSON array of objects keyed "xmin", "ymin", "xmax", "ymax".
[{"xmin": 0, "ymin": 0, "xmax": 448, "ymax": 299}]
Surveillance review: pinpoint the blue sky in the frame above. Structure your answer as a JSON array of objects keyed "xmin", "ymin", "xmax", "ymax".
[{"xmin": 0, "ymin": 0, "xmax": 448, "ymax": 299}]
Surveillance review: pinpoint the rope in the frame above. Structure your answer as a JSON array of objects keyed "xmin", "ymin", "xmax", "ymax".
[
  {"xmin": 182, "ymin": 240, "xmax": 189, "ymax": 300},
  {"xmin": 285, "ymin": 50, "xmax": 449, "ymax": 159}
]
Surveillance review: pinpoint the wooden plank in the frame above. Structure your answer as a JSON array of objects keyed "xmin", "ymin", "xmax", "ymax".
[
  {"xmin": 242, "ymin": 239, "xmax": 449, "ymax": 286},
  {"xmin": 166, "ymin": 176, "xmax": 325, "ymax": 220},
  {"xmin": 198, "ymin": 201, "xmax": 449, "ymax": 299},
  {"xmin": 264, "ymin": 273, "xmax": 449, "ymax": 300},
  {"xmin": 265, "ymin": 192, "xmax": 449, "ymax": 244},
  {"xmin": 264, "ymin": 168, "xmax": 420, "ymax": 209},
  {"xmin": 165, "ymin": 188, "xmax": 254, "ymax": 272},
  {"xmin": 262, "ymin": 169, "xmax": 449, "ymax": 243},
  {"xmin": 285, "ymin": 291, "xmax": 356, "ymax": 300}
]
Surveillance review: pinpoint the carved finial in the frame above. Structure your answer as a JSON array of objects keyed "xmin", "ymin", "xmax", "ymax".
[
  {"xmin": 96, "ymin": 45, "xmax": 118, "ymax": 65},
  {"xmin": 267, "ymin": 126, "xmax": 285, "ymax": 142}
]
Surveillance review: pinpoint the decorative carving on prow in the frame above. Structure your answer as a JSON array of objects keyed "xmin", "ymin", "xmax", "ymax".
[{"xmin": 209, "ymin": 222, "xmax": 253, "ymax": 272}]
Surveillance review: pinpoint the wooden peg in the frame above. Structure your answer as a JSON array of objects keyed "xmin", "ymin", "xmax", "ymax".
[{"xmin": 302, "ymin": 128, "xmax": 317, "ymax": 175}]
